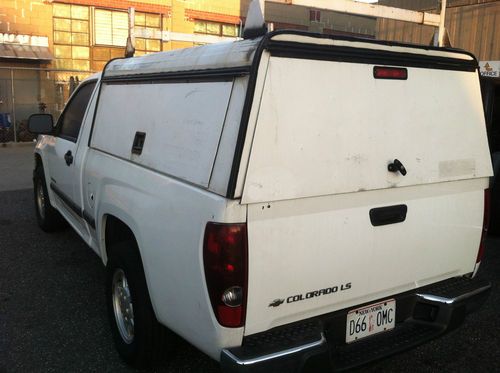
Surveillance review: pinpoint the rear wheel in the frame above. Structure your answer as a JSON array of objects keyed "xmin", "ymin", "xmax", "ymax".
[
  {"xmin": 106, "ymin": 241, "xmax": 174, "ymax": 368},
  {"xmin": 33, "ymin": 163, "xmax": 65, "ymax": 232}
]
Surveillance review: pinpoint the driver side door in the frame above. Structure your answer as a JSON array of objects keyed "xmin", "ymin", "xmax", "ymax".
[{"xmin": 45, "ymin": 81, "xmax": 96, "ymax": 227}]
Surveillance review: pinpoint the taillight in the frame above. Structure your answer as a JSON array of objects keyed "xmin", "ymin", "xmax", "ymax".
[
  {"xmin": 476, "ymin": 189, "xmax": 490, "ymax": 263},
  {"xmin": 373, "ymin": 66, "xmax": 408, "ymax": 80},
  {"xmin": 203, "ymin": 222, "xmax": 248, "ymax": 328}
]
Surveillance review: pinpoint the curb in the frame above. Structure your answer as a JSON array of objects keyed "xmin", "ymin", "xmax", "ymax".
[{"xmin": 0, "ymin": 141, "xmax": 36, "ymax": 148}]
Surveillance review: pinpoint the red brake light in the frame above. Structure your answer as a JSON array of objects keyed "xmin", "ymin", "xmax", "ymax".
[
  {"xmin": 476, "ymin": 189, "xmax": 490, "ymax": 263},
  {"xmin": 373, "ymin": 66, "xmax": 408, "ymax": 80},
  {"xmin": 203, "ymin": 222, "xmax": 248, "ymax": 327}
]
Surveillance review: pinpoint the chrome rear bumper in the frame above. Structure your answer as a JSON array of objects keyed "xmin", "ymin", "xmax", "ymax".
[{"xmin": 221, "ymin": 276, "xmax": 491, "ymax": 373}]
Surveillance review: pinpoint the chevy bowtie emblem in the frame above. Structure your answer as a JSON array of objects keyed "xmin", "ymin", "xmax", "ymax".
[{"xmin": 268, "ymin": 299, "xmax": 285, "ymax": 308}]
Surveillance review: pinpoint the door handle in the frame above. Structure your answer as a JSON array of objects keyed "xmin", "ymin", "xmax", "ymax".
[
  {"xmin": 370, "ymin": 204, "xmax": 408, "ymax": 226},
  {"xmin": 64, "ymin": 150, "xmax": 73, "ymax": 166},
  {"xmin": 131, "ymin": 131, "xmax": 146, "ymax": 155},
  {"xmin": 388, "ymin": 159, "xmax": 407, "ymax": 176}
]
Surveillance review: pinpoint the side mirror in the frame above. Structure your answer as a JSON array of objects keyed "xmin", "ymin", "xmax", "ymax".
[{"xmin": 28, "ymin": 114, "xmax": 54, "ymax": 135}]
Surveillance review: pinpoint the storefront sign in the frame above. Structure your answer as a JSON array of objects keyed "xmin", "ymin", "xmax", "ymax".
[
  {"xmin": 0, "ymin": 33, "xmax": 49, "ymax": 47},
  {"xmin": 480, "ymin": 61, "xmax": 500, "ymax": 78}
]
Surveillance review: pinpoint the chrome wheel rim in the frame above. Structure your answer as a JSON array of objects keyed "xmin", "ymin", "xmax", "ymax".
[
  {"xmin": 112, "ymin": 269, "xmax": 135, "ymax": 344},
  {"xmin": 36, "ymin": 182, "xmax": 46, "ymax": 220}
]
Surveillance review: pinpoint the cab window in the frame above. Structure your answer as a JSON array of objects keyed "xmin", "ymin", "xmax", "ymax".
[{"xmin": 58, "ymin": 81, "xmax": 96, "ymax": 141}]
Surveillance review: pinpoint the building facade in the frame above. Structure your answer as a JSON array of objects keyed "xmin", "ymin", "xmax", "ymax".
[
  {"xmin": 377, "ymin": 0, "xmax": 500, "ymax": 61},
  {"xmin": 0, "ymin": 0, "xmax": 375, "ymax": 142}
]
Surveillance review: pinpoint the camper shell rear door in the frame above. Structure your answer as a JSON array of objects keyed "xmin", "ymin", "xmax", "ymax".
[{"xmin": 238, "ymin": 34, "xmax": 492, "ymax": 336}]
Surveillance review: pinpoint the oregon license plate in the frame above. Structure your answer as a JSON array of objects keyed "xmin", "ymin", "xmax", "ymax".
[{"xmin": 345, "ymin": 299, "xmax": 396, "ymax": 343}]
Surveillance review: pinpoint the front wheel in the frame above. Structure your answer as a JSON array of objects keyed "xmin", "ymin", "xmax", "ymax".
[
  {"xmin": 106, "ymin": 241, "xmax": 174, "ymax": 368},
  {"xmin": 33, "ymin": 164, "xmax": 65, "ymax": 232}
]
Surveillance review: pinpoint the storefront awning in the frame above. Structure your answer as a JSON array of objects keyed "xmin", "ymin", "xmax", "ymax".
[{"xmin": 0, "ymin": 43, "xmax": 53, "ymax": 61}]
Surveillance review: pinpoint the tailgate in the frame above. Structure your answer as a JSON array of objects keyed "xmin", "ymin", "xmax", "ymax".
[{"xmin": 241, "ymin": 51, "xmax": 491, "ymax": 335}]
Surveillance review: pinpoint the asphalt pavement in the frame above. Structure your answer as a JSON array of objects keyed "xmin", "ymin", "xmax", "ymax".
[
  {"xmin": 0, "ymin": 143, "xmax": 35, "ymax": 192},
  {"xmin": 0, "ymin": 145, "xmax": 499, "ymax": 372}
]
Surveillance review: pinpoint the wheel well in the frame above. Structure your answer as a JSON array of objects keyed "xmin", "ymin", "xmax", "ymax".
[{"xmin": 104, "ymin": 215, "xmax": 137, "ymax": 258}]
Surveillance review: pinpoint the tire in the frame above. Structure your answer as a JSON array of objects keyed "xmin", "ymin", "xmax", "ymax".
[
  {"xmin": 106, "ymin": 241, "xmax": 174, "ymax": 368},
  {"xmin": 33, "ymin": 163, "xmax": 66, "ymax": 232}
]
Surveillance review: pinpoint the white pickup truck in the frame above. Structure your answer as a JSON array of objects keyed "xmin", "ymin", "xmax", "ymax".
[{"xmin": 29, "ymin": 31, "xmax": 491, "ymax": 372}]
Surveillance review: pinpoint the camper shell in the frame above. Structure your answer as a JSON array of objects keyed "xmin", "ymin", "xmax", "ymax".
[
  {"xmin": 31, "ymin": 30, "xmax": 491, "ymax": 372},
  {"xmin": 98, "ymin": 30, "xmax": 484, "ymax": 199}
]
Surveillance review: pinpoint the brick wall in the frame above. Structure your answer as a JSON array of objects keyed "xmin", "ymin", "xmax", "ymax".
[
  {"xmin": 0, "ymin": 0, "xmax": 376, "ymax": 73},
  {"xmin": 0, "ymin": 0, "xmax": 53, "ymax": 45},
  {"xmin": 53, "ymin": 0, "xmax": 171, "ymax": 15}
]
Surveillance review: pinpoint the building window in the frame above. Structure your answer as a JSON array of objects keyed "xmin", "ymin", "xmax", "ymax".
[
  {"xmin": 310, "ymin": 10, "xmax": 321, "ymax": 22},
  {"xmin": 95, "ymin": 9, "xmax": 128, "ymax": 47},
  {"xmin": 194, "ymin": 20, "xmax": 239, "ymax": 37},
  {"xmin": 135, "ymin": 12, "xmax": 161, "ymax": 29},
  {"xmin": 134, "ymin": 11, "xmax": 162, "ymax": 55},
  {"xmin": 222, "ymin": 24, "xmax": 239, "ymax": 37},
  {"xmin": 92, "ymin": 47, "xmax": 125, "ymax": 72},
  {"xmin": 134, "ymin": 38, "xmax": 161, "ymax": 55},
  {"xmin": 53, "ymin": 3, "xmax": 90, "ymax": 71}
]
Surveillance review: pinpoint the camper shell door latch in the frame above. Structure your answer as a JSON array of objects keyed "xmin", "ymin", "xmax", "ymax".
[{"xmin": 388, "ymin": 159, "xmax": 407, "ymax": 176}]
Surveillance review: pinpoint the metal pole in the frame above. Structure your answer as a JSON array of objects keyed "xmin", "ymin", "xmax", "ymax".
[
  {"xmin": 129, "ymin": 7, "xmax": 135, "ymax": 46},
  {"xmin": 259, "ymin": 0, "xmax": 265, "ymax": 19},
  {"xmin": 125, "ymin": 7, "xmax": 135, "ymax": 58},
  {"xmin": 438, "ymin": 0, "xmax": 447, "ymax": 47},
  {"xmin": 10, "ymin": 68, "xmax": 17, "ymax": 143}
]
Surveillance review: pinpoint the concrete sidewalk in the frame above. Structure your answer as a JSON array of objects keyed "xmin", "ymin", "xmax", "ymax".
[{"xmin": 0, "ymin": 142, "xmax": 35, "ymax": 192}]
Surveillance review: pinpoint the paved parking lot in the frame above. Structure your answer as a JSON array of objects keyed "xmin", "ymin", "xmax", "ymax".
[
  {"xmin": 0, "ymin": 143, "xmax": 35, "ymax": 192},
  {"xmin": 1, "ymin": 145, "xmax": 499, "ymax": 372}
]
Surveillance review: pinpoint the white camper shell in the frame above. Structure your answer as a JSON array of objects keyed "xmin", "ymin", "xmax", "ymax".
[{"xmin": 32, "ymin": 31, "xmax": 492, "ymax": 372}]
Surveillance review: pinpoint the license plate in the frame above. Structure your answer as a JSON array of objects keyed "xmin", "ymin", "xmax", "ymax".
[{"xmin": 345, "ymin": 299, "xmax": 396, "ymax": 343}]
